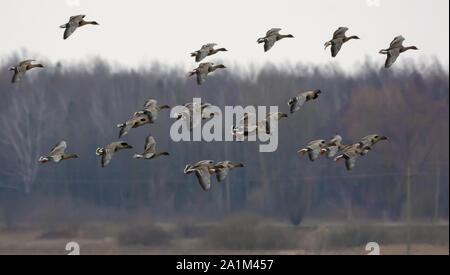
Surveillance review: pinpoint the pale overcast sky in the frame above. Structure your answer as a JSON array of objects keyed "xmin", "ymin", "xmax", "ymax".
[{"xmin": 1, "ymin": 0, "xmax": 449, "ymax": 71}]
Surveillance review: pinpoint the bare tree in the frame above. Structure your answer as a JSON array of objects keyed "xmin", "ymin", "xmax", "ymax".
[{"xmin": 0, "ymin": 91, "xmax": 64, "ymax": 194}]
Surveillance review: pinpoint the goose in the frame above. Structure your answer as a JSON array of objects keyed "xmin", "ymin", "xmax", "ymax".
[
  {"xmin": 320, "ymin": 134, "xmax": 344, "ymax": 158},
  {"xmin": 184, "ymin": 160, "xmax": 225, "ymax": 191},
  {"xmin": 324, "ymin": 27, "xmax": 360, "ymax": 57},
  {"xmin": 117, "ymin": 116, "xmax": 150, "ymax": 138},
  {"xmin": 60, "ymin": 15, "xmax": 99, "ymax": 40},
  {"xmin": 191, "ymin": 43, "xmax": 228, "ymax": 62},
  {"xmin": 188, "ymin": 62, "xmax": 226, "ymax": 85},
  {"xmin": 214, "ymin": 161, "xmax": 245, "ymax": 182},
  {"xmin": 298, "ymin": 139, "xmax": 327, "ymax": 162},
  {"xmin": 9, "ymin": 60, "xmax": 44, "ymax": 83},
  {"xmin": 334, "ymin": 144, "xmax": 370, "ymax": 170},
  {"xmin": 379, "ymin": 36, "xmax": 418, "ymax": 68},
  {"xmin": 174, "ymin": 102, "xmax": 218, "ymax": 131},
  {"xmin": 232, "ymin": 112, "xmax": 265, "ymax": 140},
  {"xmin": 39, "ymin": 140, "xmax": 78, "ymax": 163},
  {"xmin": 287, "ymin": 89, "xmax": 322, "ymax": 114},
  {"xmin": 96, "ymin": 141, "xmax": 133, "ymax": 168},
  {"xmin": 133, "ymin": 135, "xmax": 169, "ymax": 159},
  {"xmin": 134, "ymin": 99, "xmax": 170, "ymax": 123},
  {"xmin": 232, "ymin": 112, "xmax": 288, "ymax": 140},
  {"xmin": 257, "ymin": 28, "xmax": 294, "ymax": 52},
  {"xmin": 358, "ymin": 134, "xmax": 388, "ymax": 155},
  {"xmin": 262, "ymin": 112, "xmax": 288, "ymax": 134}
]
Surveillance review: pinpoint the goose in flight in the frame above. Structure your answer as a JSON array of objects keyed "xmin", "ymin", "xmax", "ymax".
[
  {"xmin": 334, "ymin": 144, "xmax": 370, "ymax": 170},
  {"xmin": 357, "ymin": 134, "xmax": 388, "ymax": 155},
  {"xmin": 320, "ymin": 134, "xmax": 344, "ymax": 158},
  {"xmin": 117, "ymin": 116, "xmax": 150, "ymax": 138},
  {"xmin": 60, "ymin": 15, "xmax": 99, "ymax": 40},
  {"xmin": 298, "ymin": 139, "xmax": 328, "ymax": 162},
  {"xmin": 262, "ymin": 112, "xmax": 288, "ymax": 134},
  {"xmin": 184, "ymin": 160, "xmax": 225, "ymax": 191},
  {"xmin": 191, "ymin": 43, "xmax": 228, "ymax": 62},
  {"xmin": 324, "ymin": 27, "xmax": 360, "ymax": 57},
  {"xmin": 133, "ymin": 135, "xmax": 169, "ymax": 159},
  {"xmin": 379, "ymin": 36, "xmax": 418, "ymax": 68},
  {"xmin": 174, "ymin": 102, "xmax": 218, "ymax": 131},
  {"xmin": 232, "ymin": 111, "xmax": 287, "ymax": 140},
  {"xmin": 287, "ymin": 89, "xmax": 322, "ymax": 114},
  {"xmin": 257, "ymin": 28, "xmax": 294, "ymax": 52},
  {"xmin": 39, "ymin": 140, "xmax": 78, "ymax": 163},
  {"xmin": 9, "ymin": 60, "xmax": 44, "ymax": 83},
  {"xmin": 232, "ymin": 112, "xmax": 264, "ymax": 140},
  {"xmin": 134, "ymin": 99, "xmax": 170, "ymax": 123},
  {"xmin": 188, "ymin": 62, "xmax": 226, "ymax": 85},
  {"xmin": 96, "ymin": 141, "xmax": 133, "ymax": 168},
  {"xmin": 214, "ymin": 161, "xmax": 245, "ymax": 182}
]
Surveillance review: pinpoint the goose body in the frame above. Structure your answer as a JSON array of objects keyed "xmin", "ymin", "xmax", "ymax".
[
  {"xmin": 133, "ymin": 135, "xmax": 169, "ymax": 159},
  {"xmin": 60, "ymin": 15, "xmax": 99, "ymax": 40},
  {"xmin": 357, "ymin": 134, "xmax": 388, "ymax": 155},
  {"xmin": 191, "ymin": 43, "xmax": 228, "ymax": 62},
  {"xmin": 184, "ymin": 160, "xmax": 224, "ymax": 191},
  {"xmin": 257, "ymin": 28, "xmax": 294, "ymax": 52},
  {"xmin": 174, "ymin": 102, "xmax": 217, "ymax": 131},
  {"xmin": 298, "ymin": 139, "xmax": 327, "ymax": 161},
  {"xmin": 214, "ymin": 161, "xmax": 244, "ymax": 182},
  {"xmin": 288, "ymin": 89, "xmax": 322, "ymax": 113},
  {"xmin": 262, "ymin": 112, "xmax": 288, "ymax": 134},
  {"xmin": 321, "ymin": 134, "xmax": 344, "ymax": 158},
  {"xmin": 39, "ymin": 140, "xmax": 78, "ymax": 163},
  {"xmin": 188, "ymin": 62, "xmax": 226, "ymax": 85},
  {"xmin": 96, "ymin": 141, "xmax": 133, "ymax": 167},
  {"xmin": 9, "ymin": 60, "xmax": 44, "ymax": 83},
  {"xmin": 134, "ymin": 99, "xmax": 170, "ymax": 123},
  {"xmin": 232, "ymin": 112, "xmax": 265, "ymax": 140},
  {"xmin": 324, "ymin": 27, "xmax": 360, "ymax": 57},
  {"xmin": 117, "ymin": 116, "xmax": 150, "ymax": 138},
  {"xmin": 334, "ymin": 144, "xmax": 370, "ymax": 170},
  {"xmin": 379, "ymin": 36, "xmax": 418, "ymax": 68}
]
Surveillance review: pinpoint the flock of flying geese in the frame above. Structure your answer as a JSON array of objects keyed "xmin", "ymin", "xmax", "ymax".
[{"xmin": 9, "ymin": 15, "xmax": 417, "ymax": 191}]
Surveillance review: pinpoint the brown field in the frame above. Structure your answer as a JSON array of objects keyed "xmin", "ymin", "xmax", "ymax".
[{"xmin": 0, "ymin": 218, "xmax": 448, "ymax": 255}]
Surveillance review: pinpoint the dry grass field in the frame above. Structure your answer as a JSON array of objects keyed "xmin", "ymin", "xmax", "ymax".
[{"xmin": 1, "ymin": 215, "xmax": 447, "ymax": 255}]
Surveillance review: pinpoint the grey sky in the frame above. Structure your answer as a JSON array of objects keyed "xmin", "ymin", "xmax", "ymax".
[{"xmin": 1, "ymin": 0, "xmax": 448, "ymax": 71}]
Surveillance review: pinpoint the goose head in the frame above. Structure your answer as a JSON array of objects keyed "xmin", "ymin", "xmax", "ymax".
[
  {"xmin": 95, "ymin": 147, "xmax": 104, "ymax": 155},
  {"xmin": 38, "ymin": 156, "xmax": 49, "ymax": 163}
]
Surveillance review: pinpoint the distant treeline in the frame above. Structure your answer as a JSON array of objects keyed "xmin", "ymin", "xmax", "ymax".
[{"xmin": 0, "ymin": 53, "xmax": 448, "ymax": 226}]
